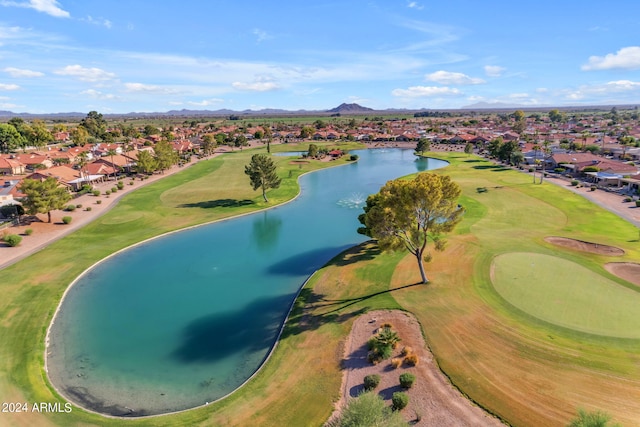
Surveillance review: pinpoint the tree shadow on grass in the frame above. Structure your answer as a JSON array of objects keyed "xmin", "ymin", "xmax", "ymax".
[
  {"xmin": 472, "ymin": 165, "xmax": 509, "ymax": 171},
  {"xmin": 178, "ymin": 199, "xmax": 254, "ymax": 209},
  {"xmin": 325, "ymin": 242, "xmax": 381, "ymax": 267}
]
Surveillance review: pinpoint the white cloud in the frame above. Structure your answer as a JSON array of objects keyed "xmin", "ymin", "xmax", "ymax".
[
  {"xmin": 80, "ymin": 89, "xmax": 118, "ymax": 100},
  {"xmin": 187, "ymin": 98, "xmax": 224, "ymax": 107},
  {"xmin": 232, "ymin": 81, "xmax": 280, "ymax": 92},
  {"xmin": 3, "ymin": 67, "xmax": 44, "ymax": 77},
  {"xmin": 123, "ymin": 82, "xmax": 180, "ymax": 94},
  {"xmin": 582, "ymin": 46, "xmax": 640, "ymax": 71},
  {"xmin": 252, "ymin": 28, "xmax": 272, "ymax": 43},
  {"xmin": 407, "ymin": 1, "xmax": 424, "ymax": 10},
  {"xmin": 0, "ymin": 0, "xmax": 70, "ymax": 18},
  {"xmin": 563, "ymin": 80, "xmax": 640, "ymax": 101},
  {"xmin": 484, "ymin": 65, "xmax": 505, "ymax": 77},
  {"xmin": 391, "ymin": 85, "xmax": 462, "ymax": 98},
  {"xmin": 0, "ymin": 83, "xmax": 20, "ymax": 90},
  {"xmin": 425, "ymin": 70, "xmax": 485, "ymax": 85},
  {"xmin": 54, "ymin": 65, "xmax": 116, "ymax": 82},
  {"xmin": 82, "ymin": 16, "xmax": 113, "ymax": 29}
]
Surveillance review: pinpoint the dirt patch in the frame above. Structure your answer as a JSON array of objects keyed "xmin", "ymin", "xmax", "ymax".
[
  {"xmin": 545, "ymin": 236, "xmax": 625, "ymax": 256},
  {"xmin": 605, "ymin": 262, "xmax": 640, "ymax": 287},
  {"xmin": 329, "ymin": 310, "xmax": 504, "ymax": 426}
]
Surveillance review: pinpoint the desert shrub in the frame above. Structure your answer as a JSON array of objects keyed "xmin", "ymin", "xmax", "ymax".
[
  {"xmin": 390, "ymin": 357, "xmax": 403, "ymax": 369},
  {"xmin": 391, "ymin": 392, "xmax": 409, "ymax": 411},
  {"xmin": 375, "ymin": 327, "xmax": 401, "ymax": 349},
  {"xmin": 636, "ymin": 200, "xmax": 640, "ymax": 207},
  {"xmin": 380, "ymin": 323, "xmax": 393, "ymax": 330},
  {"xmin": 62, "ymin": 216, "xmax": 72, "ymax": 224},
  {"xmin": 111, "ymin": 187, "xmax": 118, "ymax": 193},
  {"xmin": 363, "ymin": 374, "xmax": 381, "ymax": 391},
  {"xmin": 554, "ymin": 167, "xmax": 565, "ymax": 173},
  {"xmin": 590, "ymin": 186, "xmax": 597, "ymax": 191},
  {"xmin": 349, "ymin": 154, "xmax": 359, "ymax": 161},
  {"xmin": 96, "ymin": 200, "xmax": 102, "ymax": 205},
  {"xmin": 76, "ymin": 204, "xmax": 82, "ymax": 209},
  {"xmin": 330, "ymin": 392, "xmax": 406, "ymax": 427},
  {"xmin": 85, "ymin": 206, "xmax": 92, "ymax": 211},
  {"xmin": 24, "ymin": 228, "xmax": 33, "ymax": 236},
  {"xmin": 404, "ymin": 353, "xmax": 419, "ymax": 366},
  {"xmin": 3, "ymin": 234, "xmax": 22, "ymax": 247},
  {"xmin": 400, "ymin": 346, "xmax": 413, "ymax": 356},
  {"xmin": 528, "ymin": 168, "xmax": 534, "ymax": 172},
  {"xmin": 623, "ymin": 197, "xmax": 632, "ymax": 202},
  {"xmin": 567, "ymin": 408, "xmax": 619, "ymax": 427},
  {"xmin": 117, "ymin": 181, "xmax": 124, "ymax": 190},
  {"xmin": 399, "ymin": 373, "xmax": 416, "ymax": 389},
  {"xmin": 64, "ymin": 204, "xmax": 76, "ymax": 211},
  {"xmin": 571, "ymin": 180, "xmax": 579, "ymax": 186},
  {"xmin": 105, "ymin": 190, "xmax": 111, "ymax": 196},
  {"xmin": 92, "ymin": 189, "xmax": 101, "ymax": 196},
  {"xmin": 129, "ymin": 181, "xmax": 134, "ymax": 185}
]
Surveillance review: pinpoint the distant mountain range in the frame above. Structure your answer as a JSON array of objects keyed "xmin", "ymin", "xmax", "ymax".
[{"xmin": 0, "ymin": 102, "xmax": 634, "ymax": 120}]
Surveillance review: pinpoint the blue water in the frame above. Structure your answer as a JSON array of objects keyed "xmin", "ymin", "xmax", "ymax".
[{"xmin": 46, "ymin": 149, "xmax": 447, "ymax": 416}]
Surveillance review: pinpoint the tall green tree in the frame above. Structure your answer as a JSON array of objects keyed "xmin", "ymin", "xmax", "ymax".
[
  {"xmin": 0, "ymin": 123, "xmax": 26, "ymax": 153},
  {"xmin": 70, "ymin": 126, "xmax": 89, "ymax": 147},
  {"xmin": 153, "ymin": 140, "xmax": 178, "ymax": 173},
  {"xmin": 358, "ymin": 173, "xmax": 464, "ymax": 283},
  {"xmin": 27, "ymin": 119, "xmax": 53, "ymax": 148},
  {"xmin": 135, "ymin": 150, "xmax": 158, "ymax": 174},
  {"xmin": 19, "ymin": 177, "xmax": 72, "ymax": 223},
  {"xmin": 244, "ymin": 154, "xmax": 281, "ymax": 202},
  {"xmin": 415, "ymin": 138, "xmax": 430, "ymax": 154},
  {"xmin": 79, "ymin": 111, "xmax": 107, "ymax": 138}
]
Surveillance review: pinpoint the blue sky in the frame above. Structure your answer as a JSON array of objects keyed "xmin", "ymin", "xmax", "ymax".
[{"xmin": 1, "ymin": 0, "xmax": 640, "ymax": 114}]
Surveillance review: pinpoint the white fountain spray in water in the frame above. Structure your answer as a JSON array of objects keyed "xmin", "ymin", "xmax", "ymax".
[{"xmin": 336, "ymin": 192, "xmax": 367, "ymax": 209}]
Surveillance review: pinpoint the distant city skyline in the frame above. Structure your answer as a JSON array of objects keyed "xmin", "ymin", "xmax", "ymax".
[{"xmin": 1, "ymin": 1, "xmax": 640, "ymax": 114}]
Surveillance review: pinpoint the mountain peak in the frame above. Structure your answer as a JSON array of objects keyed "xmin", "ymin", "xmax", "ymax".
[{"xmin": 326, "ymin": 103, "xmax": 374, "ymax": 113}]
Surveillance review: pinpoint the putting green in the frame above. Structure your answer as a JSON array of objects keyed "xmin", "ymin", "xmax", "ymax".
[{"xmin": 491, "ymin": 252, "xmax": 640, "ymax": 338}]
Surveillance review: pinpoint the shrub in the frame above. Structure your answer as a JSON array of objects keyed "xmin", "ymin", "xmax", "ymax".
[
  {"xmin": 363, "ymin": 374, "xmax": 381, "ymax": 391},
  {"xmin": 24, "ymin": 228, "xmax": 33, "ymax": 236},
  {"xmin": 85, "ymin": 206, "xmax": 92, "ymax": 211},
  {"xmin": 399, "ymin": 373, "xmax": 416, "ymax": 389},
  {"xmin": 636, "ymin": 200, "xmax": 640, "ymax": 207},
  {"xmin": 62, "ymin": 216, "xmax": 72, "ymax": 224},
  {"xmin": 528, "ymin": 168, "xmax": 534, "ymax": 173},
  {"xmin": 332, "ymin": 392, "xmax": 406, "ymax": 427},
  {"xmin": 571, "ymin": 180, "xmax": 579, "ymax": 186},
  {"xmin": 129, "ymin": 181, "xmax": 134, "ymax": 185},
  {"xmin": 92, "ymin": 189, "xmax": 101, "ymax": 196},
  {"xmin": 111, "ymin": 187, "xmax": 118, "ymax": 193},
  {"xmin": 400, "ymin": 346, "xmax": 413, "ymax": 356},
  {"xmin": 391, "ymin": 392, "xmax": 409, "ymax": 411},
  {"xmin": 390, "ymin": 357, "xmax": 403, "ymax": 369},
  {"xmin": 349, "ymin": 154, "xmax": 359, "ymax": 161},
  {"xmin": 96, "ymin": 200, "xmax": 102, "ymax": 205},
  {"xmin": 76, "ymin": 204, "xmax": 82, "ymax": 209},
  {"xmin": 64, "ymin": 204, "xmax": 76, "ymax": 211},
  {"xmin": 3, "ymin": 234, "xmax": 22, "ymax": 247},
  {"xmin": 105, "ymin": 190, "xmax": 111, "ymax": 196},
  {"xmin": 590, "ymin": 186, "xmax": 597, "ymax": 192},
  {"xmin": 404, "ymin": 353, "xmax": 419, "ymax": 366},
  {"xmin": 117, "ymin": 181, "xmax": 124, "ymax": 190}
]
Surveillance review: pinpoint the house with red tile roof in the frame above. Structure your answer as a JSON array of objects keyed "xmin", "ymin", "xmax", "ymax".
[{"xmin": 0, "ymin": 156, "xmax": 27, "ymax": 175}]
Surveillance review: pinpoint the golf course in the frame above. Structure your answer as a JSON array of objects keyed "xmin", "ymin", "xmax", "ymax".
[{"xmin": 1, "ymin": 143, "xmax": 640, "ymax": 426}]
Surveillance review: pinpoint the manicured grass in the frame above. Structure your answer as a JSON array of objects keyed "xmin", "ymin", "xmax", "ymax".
[
  {"xmin": 492, "ymin": 252, "xmax": 640, "ymax": 338},
  {"xmin": 2, "ymin": 149, "xmax": 640, "ymax": 427}
]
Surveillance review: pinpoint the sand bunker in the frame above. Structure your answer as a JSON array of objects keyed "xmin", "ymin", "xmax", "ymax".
[
  {"xmin": 605, "ymin": 263, "xmax": 640, "ymax": 286},
  {"xmin": 545, "ymin": 236, "xmax": 625, "ymax": 256}
]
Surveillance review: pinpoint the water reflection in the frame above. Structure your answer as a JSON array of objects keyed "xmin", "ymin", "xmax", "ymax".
[{"xmin": 252, "ymin": 211, "xmax": 282, "ymax": 252}]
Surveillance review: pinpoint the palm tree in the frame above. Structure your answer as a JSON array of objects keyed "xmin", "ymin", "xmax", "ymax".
[
  {"xmin": 531, "ymin": 142, "xmax": 540, "ymax": 183},
  {"xmin": 77, "ymin": 151, "xmax": 89, "ymax": 187},
  {"xmin": 106, "ymin": 148, "xmax": 118, "ymax": 181}
]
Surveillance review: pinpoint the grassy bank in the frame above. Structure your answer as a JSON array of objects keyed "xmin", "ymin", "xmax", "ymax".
[{"xmin": 1, "ymin": 148, "xmax": 640, "ymax": 426}]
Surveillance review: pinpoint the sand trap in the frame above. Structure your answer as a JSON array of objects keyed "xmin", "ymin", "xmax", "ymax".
[
  {"xmin": 605, "ymin": 263, "xmax": 640, "ymax": 286},
  {"xmin": 545, "ymin": 236, "xmax": 625, "ymax": 256}
]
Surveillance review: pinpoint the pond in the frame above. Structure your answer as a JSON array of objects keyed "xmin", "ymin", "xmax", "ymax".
[{"xmin": 46, "ymin": 149, "xmax": 447, "ymax": 416}]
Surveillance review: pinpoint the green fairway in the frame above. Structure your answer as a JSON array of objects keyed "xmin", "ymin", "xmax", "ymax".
[{"xmin": 492, "ymin": 252, "xmax": 640, "ymax": 338}]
